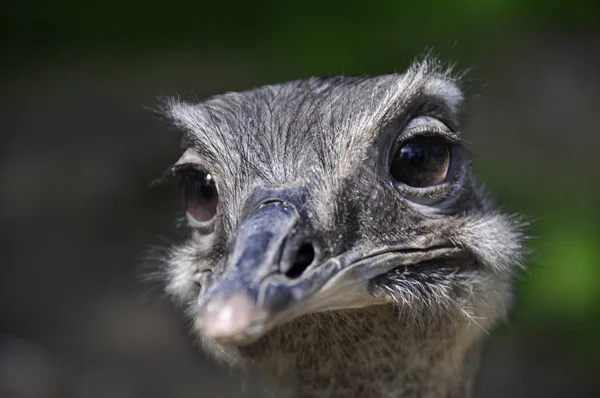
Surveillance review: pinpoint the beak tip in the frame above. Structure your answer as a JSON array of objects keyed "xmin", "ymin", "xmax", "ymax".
[{"xmin": 196, "ymin": 291, "xmax": 258, "ymax": 342}]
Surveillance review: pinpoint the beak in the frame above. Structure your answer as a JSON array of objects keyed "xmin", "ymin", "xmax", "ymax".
[
  {"xmin": 196, "ymin": 200, "xmax": 298, "ymax": 343},
  {"xmin": 195, "ymin": 200, "xmax": 460, "ymax": 344}
]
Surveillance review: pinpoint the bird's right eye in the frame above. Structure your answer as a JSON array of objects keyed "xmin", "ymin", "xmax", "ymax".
[{"xmin": 177, "ymin": 166, "xmax": 219, "ymax": 226}]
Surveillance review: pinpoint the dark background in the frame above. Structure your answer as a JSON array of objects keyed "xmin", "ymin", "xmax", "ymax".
[{"xmin": 1, "ymin": 1, "xmax": 599, "ymax": 397}]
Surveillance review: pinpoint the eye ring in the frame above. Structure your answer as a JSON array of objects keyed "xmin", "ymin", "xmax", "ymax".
[{"xmin": 386, "ymin": 133, "xmax": 466, "ymax": 207}]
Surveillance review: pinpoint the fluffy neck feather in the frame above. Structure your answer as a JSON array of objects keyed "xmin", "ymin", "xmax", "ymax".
[{"xmin": 232, "ymin": 305, "xmax": 483, "ymax": 398}]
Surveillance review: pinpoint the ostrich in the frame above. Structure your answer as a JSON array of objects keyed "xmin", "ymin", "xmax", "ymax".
[{"xmin": 156, "ymin": 59, "xmax": 525, "ymax": 398}]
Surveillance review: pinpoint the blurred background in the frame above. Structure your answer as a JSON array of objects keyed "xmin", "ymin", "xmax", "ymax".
[{"xmin": 1, "ymin": 0, "xmax": 599, "ymax": 397}]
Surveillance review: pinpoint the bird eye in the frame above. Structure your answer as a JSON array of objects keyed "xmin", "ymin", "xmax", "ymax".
[
  {"xmin": 390, "ymin": 137, "xmax": 451, "ymax": 188},
  {"xmin": 179, "ymin": 167, "xmax": 219, "ymax": 224}
]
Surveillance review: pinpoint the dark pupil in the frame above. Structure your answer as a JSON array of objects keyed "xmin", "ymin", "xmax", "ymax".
[
  {"xmin": 180, "ymin": 169, "xmax": 218, "ymax": 222},
  {"xmin": 390, "ymin": 137, "xmax": 450, "ymax": 188}
]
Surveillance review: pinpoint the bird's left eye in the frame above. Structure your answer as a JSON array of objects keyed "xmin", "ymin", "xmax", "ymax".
[
  {"xmin": 178, "ymin": 167, "xmax": 219, "ymax": 225},
  {"xmin": 389, "ymin": 137, "xmax": 451, "ymax": 188}
]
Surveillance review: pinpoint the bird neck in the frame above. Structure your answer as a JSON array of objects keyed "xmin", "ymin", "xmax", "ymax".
[{"xmin": 238, "ymin": 305, "xmax": 483, "ymax": 398}]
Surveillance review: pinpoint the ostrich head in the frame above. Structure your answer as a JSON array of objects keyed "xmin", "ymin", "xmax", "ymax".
[{"xmin": 157, "ymin": 59, "xmax": 525, "ymax": 397}]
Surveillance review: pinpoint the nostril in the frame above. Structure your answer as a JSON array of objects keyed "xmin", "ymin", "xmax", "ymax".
[{"xmin": 285, "ymin": 242, "xmax": 316, "ymax": 278}]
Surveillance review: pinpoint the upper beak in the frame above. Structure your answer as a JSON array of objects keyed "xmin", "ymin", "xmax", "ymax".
[
  {"xmin": 196, "ymin": 200, "xmax": 300, "ymax": 343},
  {"xmin": 194, "ymin": 199, "xmax": 459, "ymax": 344}
]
